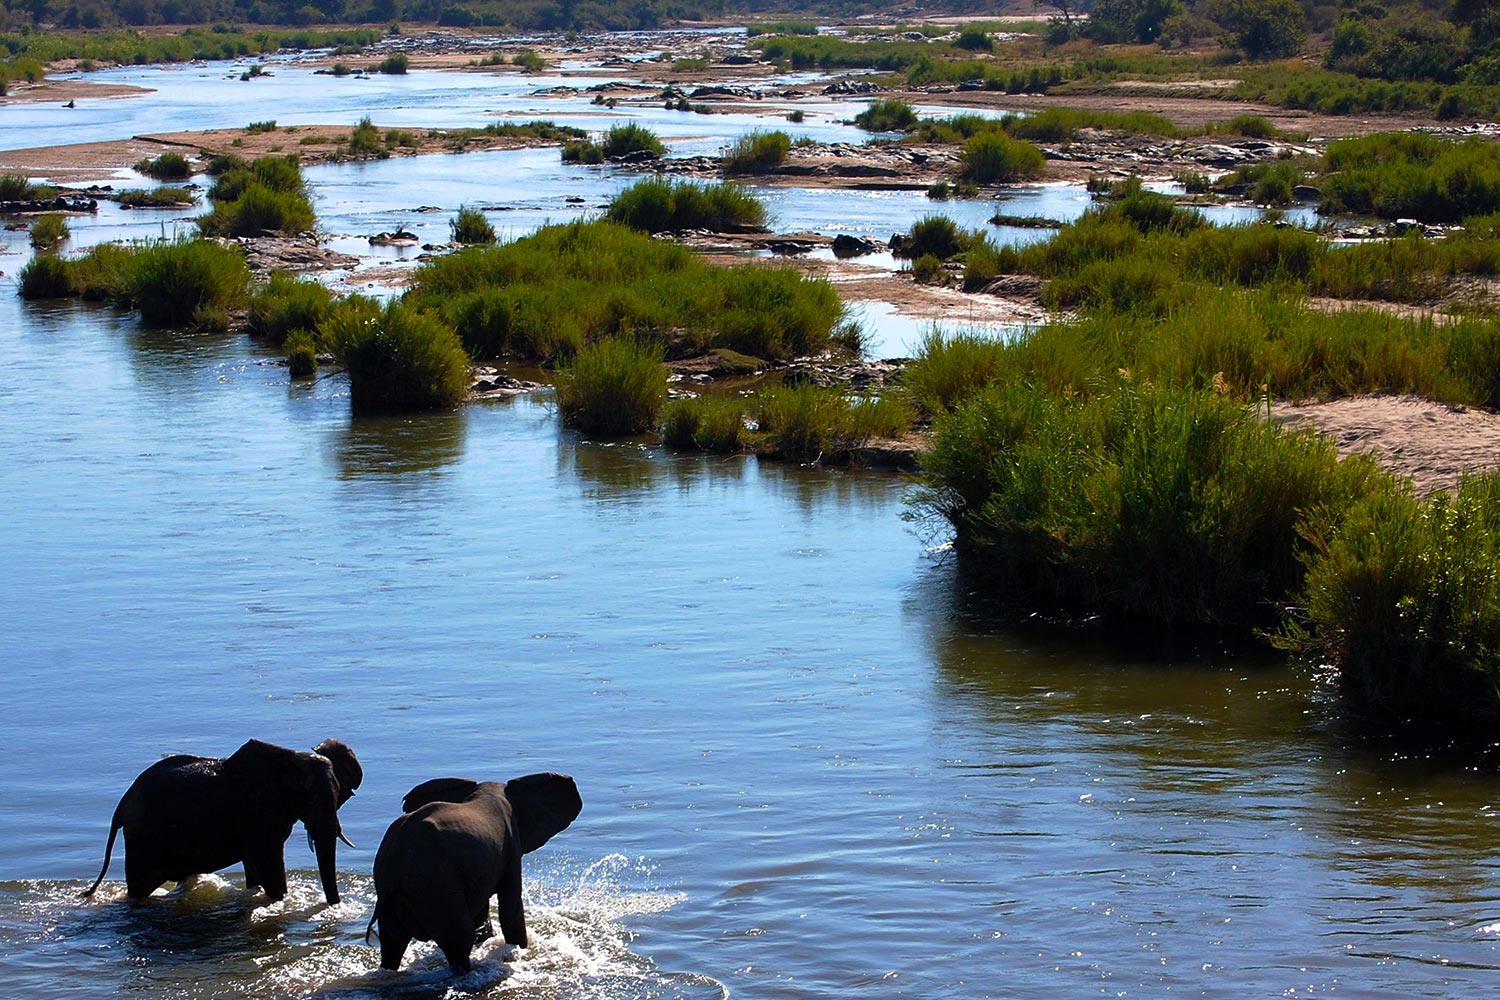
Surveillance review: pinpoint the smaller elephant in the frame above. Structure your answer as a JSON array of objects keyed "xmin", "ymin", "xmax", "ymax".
[
  {"xmin": 368, "ymin": 772, "xmax": 582, "ymax": 973},
  {"xmin": 83, "ymin": 738, "xmax": 363, "ymax": 905}
]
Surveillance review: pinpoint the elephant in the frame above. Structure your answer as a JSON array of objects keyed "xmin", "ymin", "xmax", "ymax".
[
  {"xmin": 82, "ymin": 738, "xmax": 363, "ymax": 905},
  {"xmin": 367, "ymin": 772, "xmax": 582, "ymax": 973}
]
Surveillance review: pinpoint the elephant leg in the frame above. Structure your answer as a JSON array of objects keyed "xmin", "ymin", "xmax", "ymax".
[
  {"xmin": 246, "ymin": 847, "xmax": 287, "ymax": 902},
  {"xmin": 123, "ymin": 845, "xmax": 165, "ymax": 900},
  {"xmin": 437, "ymin": 931, "xmax": 474, "ymax": 975},
  {"xmin": 496, "ymin": 854, "xmax": 527, "ymax": 949},
  {"xmin": 474, "ymin": 917, "xmax": 495, "ymax": 947},
  {"xmin": 378, "ymin": 913, "xmax": 413, "ymax": 971}
]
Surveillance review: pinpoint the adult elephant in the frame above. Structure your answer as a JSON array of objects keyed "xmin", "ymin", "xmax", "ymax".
[
  {"xmin": 82, "ymin": 738, "xmax": 363, "ymax": 905},
  {"xmin": 368, "ymin": 773, "xmax": 582, "ymax": 973}
]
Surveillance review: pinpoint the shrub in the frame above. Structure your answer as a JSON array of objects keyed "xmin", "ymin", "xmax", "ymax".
[
  {"xmin": 117, "ymin": 186, "xmax": 197, "ymax": 207},
  {"xmin": 128, "ymin": 237, "xmax": 251, "ymax": 330},
  {"xmin": 374, "ymin": 52, "xmax": 408, "ymax": 74},
  {"xmin": 1283, "ymin": 474, "xmax": 1500, "ymax": 734},
  {"xmin": 561, "ymin": 139, "xmax": 605, "ymax": 164},
  {"xmin": 958, "ymin": 132, "xmax": 1046, "ymax": 183},
  {"xmin": 911, "ymin": 382, "xmax": 1384, "ymax": 627},
  {"xmin": 0, "ymin": 173, "xmax": 45, "ymax": 199},
  {"xmin": 755, "ymin": 385, "xmax": 913, "ymax": 462},
  {"xmin": 955, "ymin": 27, "xmax": 993, "ymax": 51},
  {"xmin": 606, "ymin": 177, "xmax": 766, "ymax": 233},
  {"xmin": 911, "ymin": 253, "xmax": 946, "ymax": 284},
  {"xmin": 854, "ymin": 98, "xmax": 919, "ymax": 132},
  {"xmin": 198, "ymin": 183, "xmax": 316, "ymax": 236},
  {"xmin": 599, "ymin": 123, "xmax": 666, "ymax": 159},
  {"xmin": 512, "ymin": 49, "xmax": 545, "ymax": 72},
  {"xmin": 904, "ymin": 329, "xmax": 1013, "ymax": 414},
  {"xmin": 135, "ymin": 151, "xmax": 193, "ymax": 180},
  {"xmin": 662, "ymin": 395, "xmax": 748, "ymax": 452},
  {"xmin": 246, "ymin": 271, "xmax": 335, "ymax": 345},
  {"xmin": 450, "ymin": 206, "xmax": 496, "ymax": 245},
  {"xmin": 71, "ymin": 243, "xmax": 138, "ymax": 303},
  {"xmin": 327, "ymin": 300, "xmax": 470, "ymax": 413},
  {"xmin": 899, "ymin": 215, "xmax": 972, "ymax": 260},
  {"xmin": 346, "ymin": 116, "xmax": 388, "ymax": 159},
  {"xmin": 246, "ymin": 119, "xmax": 277, "ymax": 133},
  {"xmin": 722, "ymin": 129, "xmax": 791, "ymax": 174},
  {"xmin": 286, "ymin": 331, "xmax": 319, "ymax": 377},
  {"xmin": 17, "ymin": 253, "xmax": 75, "ymax": 299},
  {"xmin": 29, "ymin": 213, "xmax": 69, "ymax": 251},
  {"xmin": 556, "ymin": 336, "xmax": 668, "ymax": 436}
]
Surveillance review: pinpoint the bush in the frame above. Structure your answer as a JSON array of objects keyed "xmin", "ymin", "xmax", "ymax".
[
  {"xmin": 17, "ymin": 253, "xmax": 75, "ymax": 299},
  {"xmin": 29, "ymin": 213, "xmax": 69, "ymax": 251},
  {"xmin": 450, "ymin": 206, "xmax": 496, "ymax": 245},
  {"xmin": 955, "ymin": 27, "xmax": 993, "ymax": 51},
  {"xmin": 755, "ymin": 384, "xmax": 913, "ymax": 462},
  {"xmin": 247, "ymin": 271, "xmax": 335, "ymax": 345},
  {"xmin": 958, "ymin": 132, "xmax": 1046, "ymax": 183},
  {"xmin": 135, "ymin": 151, "xmax": 193, "ymax": 180},
  {"xmin": 1283, "ymin": 474, "xmax": 1500, "ymax": 734},
  {"xmin": 328, "ymin": 300, "xmax": 470, "ymax": 413},
  {"xmin": 117, "ymin": 186, "xmax": 197, "ymax": 207},
  {"xmin": 722, "ymin": 129, "xmax": 791, "ymax": 174},
  {"xmin": 347, "ymin": 116, "xmax": 388, "ymax": 159},
  {"xmin": 898, "ymin": 215, "xmax": 973, "ymax": 260},
  {"xmin": 286, "ymin": 331, "xmax": 319, "ymax": 377},
  {"xmin": 662, "ymin": 395, "xmax": 748, "ymax": 452},
  {"xmin": 374, "ymin": 52, "xmax": 408, "ymax": 74},
  {"xmin": 198, "ymin": 183, "xmax": 316, "ymax": 236},
  {"xmin": 128, "ymin": 237, "xmax": 251, "ymax": 330},
  {"xmin": 904, "ymin": 329, "xmax": 1014, "ymax": 415},
  {"xmin": 606, "ymin": 177, "xmax": 766, "ymax": 233},
  {"xmin": 911, "ymin": 381, "xmax": 1383, "ymax": 627},
  {"xmin": 512, "ymin": 49, "xmax": 545, "ymax": 72},
  {"xmin": 71, "ymin": 243, "xmax": 138, "ymax": 303},
  {"xmin": 556, "ymin": 336, "xmax": 667, "ymax": 436},
  {"xmin": 599, "ymin": 123, "xmax": 666, "ymax": 159},
  {"xmin": 854, "ymin": 98, "xmax": 919, "ymax": 132},
  {"xmin": 560, "ymin": 139, "xmax": 605, "ymax": 164}
]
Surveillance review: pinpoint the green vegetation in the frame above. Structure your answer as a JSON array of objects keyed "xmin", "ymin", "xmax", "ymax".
[
  {"xmin": 854, "ymin": 99, "xmax": 920, "ymax": 133},
  {"xmin": 374, "ymin": 53, "xmax": 408, "ymax": 75},
  {"xmin": 560, "ymin": 139, "xmax": 605, "ymax": 164},
  {"xmin": 662, "ymin": 395, "xmax": 748, "ymax": 453},
  {"xmin": 450, "ymin": 206, "xmax": 496, "ymax": 245},
  {"xmin": 17, "ymin": 252, "xmax": 75, "ymax": 298},
  {"xmin": 198, "ymin": 154, "xmax": 314, "ymax": 237},
  {"xmin": 246, "ymin": 120, "xmax": 277, "ymax": 134},
  {"xmin": 512, "ymin": 49, "xmax": 546, "ymax": 72},
  {"xmin": 606, "ymin": 177, "xmax": 767, "ymax": 234},
  {"xmin": 0, "ymin": 173, "xmax": 48, "ymax": 200},
  {"xmin": 1282, "ymin": 474, "xmax": 1500, "ymax": 731},
  {"xmin": 556, "ymin": 336, "xmax": 667, "ymax": 436},
  {"xmin": 745, "ymin": 21, "xmax": 818, "ymax": 37},
  {"xmin": 28, "ymin": 213, "xmax": 68, "ymax": 251},
  {"xmin": 246, "ymin": 271, "xmax": 335, "ymax": 346},
  {"xmin": 1318, "ymin": 133, "xmax": 1500, "ymax": 222},
  {"xmin": 346, "ymin": 116, "xmax": 388, "ymax": 160},
  {"xmin": 958, "ymin": 132, "xmax": 1047, "ymax": 183},
  {"xmin": 754, "ymin": 385, "xmax": 912, "ymax": 463},
  {"xmin": 128, "ymin": 237, "xmax": 251, "ymax": 330},
  {"xmin": 722, "ymin": 129, "xmax": 791, "ymax": 175},
  {"xmin": 116, "ymin": 186, "xmax": 197, "ymax": 208},
  {"xmin": 135, "ymin": 152, "xmax": 193, "ymax": 181},
  {"xmin": 327, "ymin": 299, "xmax": 469, "ymax": 414},
  {"xmin": 599, "ymin": 122, "xmax": 666, "ymax": 159},
  {"xmin": 408, "ymin": 220, "xmax": 843, "ymax": 363}
]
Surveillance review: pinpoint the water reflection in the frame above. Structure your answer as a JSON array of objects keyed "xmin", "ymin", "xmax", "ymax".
[{"xmin": 332, "ymin": 410, "xmax": 468, "ymax": 480}]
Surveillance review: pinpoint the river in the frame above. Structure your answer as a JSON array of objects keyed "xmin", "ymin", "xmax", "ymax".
[{"xmin": 1, "ymin": 39, "xmax": 1498, "ymax": 1000}]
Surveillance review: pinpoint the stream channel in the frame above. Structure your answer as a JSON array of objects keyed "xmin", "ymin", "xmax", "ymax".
[{"xmin": 1, "ymin": 38, "xmax": 1497, "ymax": 1000}]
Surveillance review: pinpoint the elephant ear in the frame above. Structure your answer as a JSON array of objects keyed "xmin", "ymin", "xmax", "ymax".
[
  {"xmin": 312, "ymin": 739, "xmax": 363, "ymax": 807},
  {"xmin": 401, "ymin": 777, "xmax": 480, "ymax": 814},
  {"xmin": 505, "ymin": 772, "xmax": 582, "ymax": 854}
]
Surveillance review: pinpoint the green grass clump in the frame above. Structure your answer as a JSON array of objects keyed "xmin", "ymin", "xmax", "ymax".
[
  {"xmin": 117, "ymin": 186, "xmax": 197, "ymax": 208},
  {"xmin": 560, "ymin": 139, "xmax": 605, "ymax": 164},
  {"xmin": 1281, "ymin": 473, "xmax": 1500, "ymax": 733},
  {"xmin": 135, "ymin": 151, "xmax": 193, "ymax": 180},
  {"xmin": 198, "ymin": 154, "xmax": 314, "ymax": 237},
  {"xmin": 600, "ymin": 123, "xmax": 666, "ymax": 159},
  {"xmin": 1318, "ymin": 132, "xmax": 1500, "ymax": 222},
  {"xmin": 722, "ymin": 129, "xmax": 792, "ymax": 174},
  {"xmin": 126, "ymin": 237, "xmax": 250, "ymax": 329},
  {"xmin": 346, "ymin": 116, "xmax": 389, "ymax": 160},
  {"xmin": 912, "ymin": 381, "xmax": 1384, "ymax": 627},
  {"xmin": 245, "ymin": 119, "xmax": 277, "ymax": 134},
  {"xmin": 17, "ymin": 253, "xmax": 76, "ymax": 299},
  {"xmin": 410, "ymin": 220, "xmax": 841, "ymax": 363},
  {"xmin": 29, "ymin": 213, "xmax": 69, "ymax": 251},
  {"xmin": 70, "ymin": 242, "xmax": 139, "ymax": 302},
  {"xmin": 606, "ymin": 177, "xmax": 766, "ymax": 234},
  {"xmin": 898, "ymin": 215, "xmax": 977, "ymax": 260},
  {"xmin": 754, "ymin": 384, "xmax": 913, "ymax": 462},
  {"xmin": 904, "ymin": 329, "xmax": 1012, "ymax": 415},
  {"xmin": 0, "ymin": 173, "xmax": 46, "ymax": 200},
  {"xmin": 556, "ymin": 336, "xmax": 667, "ymax": 437},
  {"xmin": 745, "ymin": 20, "xmax": 818, "ymax": 37},
  {"xmin": 374, "ymin": 52, "xmax": 408, "ymax": 74},
  {"xmin": 451, "ymin": 206, "xmax": 496, "ymax": 245},
  {"xmin": 854, "ymin": 98, "xmax": 919, "ymax": 132},
  {"xmin": 958, "ymin": 132, "xmax": 1046, "ymax": 183},
  {"xmin": 246, "ymin": 271, "xmax": 335, "ymax": 345},
  {"xmin": 327, "ymin": 300, "xmax": 469, "ymax": 413},
  {"xmin": 512, "ymin": 49, "xmax": 546, "ymax": 72},
  {"xmin": 662, "ymin": 395, "xmax": 748, "ymax": 452}
]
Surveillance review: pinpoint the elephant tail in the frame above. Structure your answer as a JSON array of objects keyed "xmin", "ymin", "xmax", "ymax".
[
  {"xmin": 365, "ymin": 905, "xmax": 380, "ymax": 947},
  {"xmin": 81, "ymin": 811, "xmax": 122, "ymax": 898}
]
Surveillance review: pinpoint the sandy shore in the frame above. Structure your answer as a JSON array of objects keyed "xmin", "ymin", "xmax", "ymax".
[{"xmin": 0, "ymin": 78, "xmax": 154, "ymax": 106}]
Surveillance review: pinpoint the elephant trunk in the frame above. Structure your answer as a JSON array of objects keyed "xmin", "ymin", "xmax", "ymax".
[{"xmin": 314, "ymin": 828, "xmax": 340, "ymax": 905}]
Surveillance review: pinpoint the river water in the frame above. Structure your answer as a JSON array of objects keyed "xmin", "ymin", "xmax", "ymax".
[{"xmin": 2, "ymin": 42, "xmax": 1498, "ymax": 1000}]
